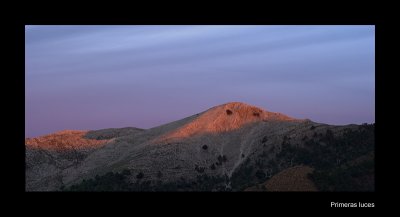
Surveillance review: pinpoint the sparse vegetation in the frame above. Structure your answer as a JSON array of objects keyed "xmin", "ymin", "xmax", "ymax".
[
  {"xmin": 277, "ymin": 124, "xmax": 374, "ymax": 191},
  {"xmin": 66, "ymin": 170, "xmax": 132, "ymax": 191},
  {"xmin": 58, "ymin": 124, "xmax": 374, "ymax": 192},
  {"xmin": 230, "ymin": 158, "xmax": 256, "ymax": 190},
  {"xmin": 310, "ymin": 159, "xmax": 374, "ymax": 191},
  {"xmin": 231, "ymin": 124, "xmax": 374, "ymax": 191},
  {"xmin": 64, "ymin": 170, "xmax": 227, "ymax": 191}
]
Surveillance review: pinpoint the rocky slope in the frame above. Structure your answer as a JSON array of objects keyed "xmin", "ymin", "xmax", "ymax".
[{"xmin": 25, "ymin": 102, "xmax": 374, "ymax": 191}]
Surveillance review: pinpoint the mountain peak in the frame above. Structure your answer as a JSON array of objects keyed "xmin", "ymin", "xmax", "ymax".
[{"xmin": 159, "ymin": 102, "xmax": 298, "ymax": 141}]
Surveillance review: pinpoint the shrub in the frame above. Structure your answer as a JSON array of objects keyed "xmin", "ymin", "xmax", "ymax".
[
  {"xmin": 255, "ymin": 170, "xmax": 266, "ymax": 180},
  {"xmin": 217, "ymin": 155, "xmax": 223, "ymax": 163},
  {"xmin": 261, "ymin": 136, "xmax": 268, "ymax": 143},
  {"xmin": 136, "ymin": 172, "xmax": 144, "ymax": 179},
  {"xmin": 202, "ymin": 145, "xmax": 208, "ymax": 150},
  {"xmin": 195, "ymin": 165, "xmax": 205, "ymax": 173},
  {"xmin": 226, "ymin": 109, "xmax": 233, "ymax": 115},
  {"xmin": 253, "ymin": 112, "xmax": 260, "ymax": 117},
  {"xmin": 121, "ymin": 169, "xmax": 131, "ymax": 176},
  {"xmin": 218, "ymin": 155, "xmax": 227, "ymax": 163}
]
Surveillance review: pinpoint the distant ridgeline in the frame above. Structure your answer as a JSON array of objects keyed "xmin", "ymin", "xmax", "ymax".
[{"xmin": 63, "ymin": 123, "xmax": 374, "ymax": 192}]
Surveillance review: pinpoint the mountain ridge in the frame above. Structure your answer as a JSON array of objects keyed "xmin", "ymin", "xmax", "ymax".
[{"xmin": 25, "ymin": 102, "xmax": 374, "ymax": 191}]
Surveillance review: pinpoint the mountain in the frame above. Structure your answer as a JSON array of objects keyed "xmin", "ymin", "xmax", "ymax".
[{"xmin": 25, "ymin": 102, "xmax": 374, "ymax": 191}]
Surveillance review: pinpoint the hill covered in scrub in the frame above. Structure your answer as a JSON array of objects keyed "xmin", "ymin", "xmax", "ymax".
[
  {"xmin": 244, "ymin": 166, "xmax": 317, "ymax": 191},
  {"xmin": 25, "ymin": 102, "xmax": 374, "ymax": 191}
]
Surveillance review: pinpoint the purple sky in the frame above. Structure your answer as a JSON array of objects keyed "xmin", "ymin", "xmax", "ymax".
[{"xmin": 25, "ymin": 25, "xmax": 375, "ymax": 137}]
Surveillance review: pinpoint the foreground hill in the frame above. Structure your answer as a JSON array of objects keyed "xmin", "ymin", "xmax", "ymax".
[
  {"xmin": 25, "ymin": 102, "xmax": 374, "ymax": 191},
  {"xmin": 245, "ymin": 166, "xmax": 317, "ymax": 191}
]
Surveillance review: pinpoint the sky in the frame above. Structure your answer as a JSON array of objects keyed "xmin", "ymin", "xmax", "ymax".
[{"xmin": 25, "ymin": 25, "xmax": 375, "ymax": 137}]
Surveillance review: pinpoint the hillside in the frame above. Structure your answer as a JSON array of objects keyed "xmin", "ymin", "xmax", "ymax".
[
  {"xmin": 244, "ymin": 166, "xmax": 317, "ymax": 191},
  {"xmin": 25, "ymin": 102, "xmax": 374, "ymax": 191}
]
